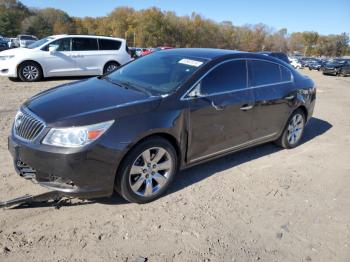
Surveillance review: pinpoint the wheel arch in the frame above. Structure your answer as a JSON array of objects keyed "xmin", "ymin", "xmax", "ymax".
[
  {"xmin": 17, "ymin": 60, "xmax": 44, "ymax": 77},
  {"xmin": 297, "ymin": 105, "xmax": 308, "ymax": 121},
  {"xmin": 114, "ymin": 132, "xmax": 182, "ymax": 181},
  {"xmin": 103, "ymin": 60, "xmax": 120, "ymax": 73}
]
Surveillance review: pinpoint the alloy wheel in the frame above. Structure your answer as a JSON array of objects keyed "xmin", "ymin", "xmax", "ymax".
[
  {"xmin": 129, "ymin": 147, "xmax": 174, "ymax": 197},
  {"xmin": 22, "ymin": 65, "xmax": 39, "ymax": 81},
  {"xmin": 287, "ymin": 113, "xmax": 304, "ymax": 145},
  {"xmin": 106, "ymin": 64, "xmax": 118, "ymax": 73}
]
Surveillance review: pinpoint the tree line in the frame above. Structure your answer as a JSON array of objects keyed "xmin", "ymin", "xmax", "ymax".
[{"xmin": 1, "ymin": 0, "xmax": 349, "ymax": 56}]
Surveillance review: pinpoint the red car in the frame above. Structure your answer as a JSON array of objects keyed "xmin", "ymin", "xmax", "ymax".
[{"xmin": 141, "ymin": 46, "xmax": 173, "ymax": 56}]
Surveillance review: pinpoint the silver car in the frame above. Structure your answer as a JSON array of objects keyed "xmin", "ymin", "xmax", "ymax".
[{"xmin": 17, "ymin": 35, "xmax": 38, "ymax": 48}]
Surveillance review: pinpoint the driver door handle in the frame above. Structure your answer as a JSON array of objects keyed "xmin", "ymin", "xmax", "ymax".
[
  {"xmin": 240, "ymin": 104, "xmax": 254, "ymax": 111},
  {"xmin": 284, "ymin": 95, "xmax": 295, "ymax": 100}
]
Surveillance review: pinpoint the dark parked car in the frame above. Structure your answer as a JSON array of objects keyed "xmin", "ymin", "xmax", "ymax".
[
  {"xmin": 0, "ymin": 38, "xmax": 8, "ymax": 51},
  {"xmin": 258, "ymin": 52, "xmax": 290, "ymax": 64},
  {"xmin": 8, "ymin": 49, "xmax": 316, "ymax": 203},
  {"xmin": 308, "ymin": 60, "xmax": 322, "ymax": 71},
  {"xmin": 322, "ymin": 59, "xmax": 349, "ymax": 76}
]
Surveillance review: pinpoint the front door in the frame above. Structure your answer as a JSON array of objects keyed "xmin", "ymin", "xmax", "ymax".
[
  {"xmin": 41, "ymin": 37, "xmax": 76, "ymax": 77},
  {"xmin": 186, "ymin": 59, "xmax": 255, "ymax": 162}
]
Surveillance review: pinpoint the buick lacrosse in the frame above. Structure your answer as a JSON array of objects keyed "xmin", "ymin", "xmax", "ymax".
[{"xmin": 8, "ymin": 49, "xmax": 316, "ymax": 203}]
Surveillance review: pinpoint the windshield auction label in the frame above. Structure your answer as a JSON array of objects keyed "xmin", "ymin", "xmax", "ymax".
[{"xmin": 178, "ymin": 59, "xmax": 203, "ymax": 67}]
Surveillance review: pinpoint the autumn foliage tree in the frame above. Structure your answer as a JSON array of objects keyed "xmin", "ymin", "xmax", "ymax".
[{"xmin": 0, "ymin": 1, "xmax": 349, "ymax": 56}]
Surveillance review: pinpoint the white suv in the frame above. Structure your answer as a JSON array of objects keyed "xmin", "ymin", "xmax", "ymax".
[{"xmin": 0, "ymin": 35, "xmax": 132, "ymax": 82}]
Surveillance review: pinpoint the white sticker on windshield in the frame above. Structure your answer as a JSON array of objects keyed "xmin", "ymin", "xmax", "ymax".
[{"xmin": 178, "ymin": 59, "xmax": 203, "ymax": 67}]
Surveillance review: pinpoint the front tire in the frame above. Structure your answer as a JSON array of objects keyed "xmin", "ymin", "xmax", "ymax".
[
  {"xmin": 275, "ymin": 109, "xmax": 306, "ymax": 149},
  {"xmin": 18, "ymin": 62, "xmax": 42, "ymax": 82},
  {"xmin": 8, "ymin": 77, "xmax": 20, "ymax": 82},
  {"xmin": 115, "ymin": 137, "xmax": 178, "ymax": 203}
]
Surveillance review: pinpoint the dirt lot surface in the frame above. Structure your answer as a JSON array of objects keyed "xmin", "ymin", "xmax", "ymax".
[{"xmin": 0, "ymin": 71, "xmax": 349, "ymax": 262}]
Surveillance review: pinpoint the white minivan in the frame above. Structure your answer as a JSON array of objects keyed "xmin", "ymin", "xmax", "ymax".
[{"xmin": 0, "ymin": 35, "xmax": 132, "ymax": 82}]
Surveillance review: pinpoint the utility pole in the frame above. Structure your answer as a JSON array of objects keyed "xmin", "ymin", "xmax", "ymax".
[{"xmin": 133, "ymin": 32, "xmax": 136, "ymax": 47}]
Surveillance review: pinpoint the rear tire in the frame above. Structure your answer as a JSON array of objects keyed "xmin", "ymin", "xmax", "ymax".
[
  {"xmin": 18, "ymin": 62, "xmax": 42, "ymax": 82},
  {"xmin": 275, "ymin": 109, "xmax": 306, "ymax": 149},
  {"xmin": 115, "ymin": 137, "xmax": 178, "ymax": 204},
  {"xmin": 340, "ymin": 69, "xmax": 347, "ymax": 77},
  {"xmin": 103, "ymin": 61, "xmax": 120, "ymax": 74}
]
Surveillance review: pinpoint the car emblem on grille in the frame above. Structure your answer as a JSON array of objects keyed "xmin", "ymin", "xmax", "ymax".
[
  {"xmin": 13, "ymin": 110, "xmax": 45, "ymax": 141},
  {"xmin": 14, "ymin": 111, "xmax": 24, "ymax": 129}
]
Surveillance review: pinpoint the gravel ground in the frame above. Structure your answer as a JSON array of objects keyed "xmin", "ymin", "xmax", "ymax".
[{"xmin": 0, "ymin": 71, "xmax": 349, "ymax": 262}]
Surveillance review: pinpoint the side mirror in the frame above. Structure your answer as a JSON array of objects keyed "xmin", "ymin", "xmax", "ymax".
[
  {"xmin": 48, "ymin": 45, "xmax": 58, "ymax": 53},
  {"xmin": 188, "ymin": 83, "xmax": 202, "ymax": 98}
]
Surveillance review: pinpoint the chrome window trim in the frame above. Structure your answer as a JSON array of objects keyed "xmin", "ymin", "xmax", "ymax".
[{"xmin": 180, "ymin": 58, "xmax": 294, "ymax": 101}]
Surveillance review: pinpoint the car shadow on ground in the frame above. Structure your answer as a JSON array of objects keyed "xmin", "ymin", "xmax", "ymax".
[
  {"xmin": 99, "ymin": 117, "xmax": 333, "ymax": 206},
  {"xmin": 167, "ymin": 117, "xmax": 332, "ymax": 196},
  {"xmin": 8, "ymin": 117, "xmax": 332, "ymax": 209}
]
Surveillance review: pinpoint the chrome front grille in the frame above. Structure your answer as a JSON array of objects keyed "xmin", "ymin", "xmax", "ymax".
[{"xmin": 14, "ymin": 110, "xmax": 45, "ymax": 141}]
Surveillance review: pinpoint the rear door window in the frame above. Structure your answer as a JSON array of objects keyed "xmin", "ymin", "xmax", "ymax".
[
  {"xmin": 248, "ymin": 60, "xmax": 281, "ymax": 87},
  {"xmin": 99, "ymin": 39, "xmax": 121, "ymax": 50},
  {"xmin": 72, "ymin": 38, "xmax": 98, "ymax": 51},
  {"xmin": 200, "ymin": 60, "xmax": 247, "ymax": 95}
]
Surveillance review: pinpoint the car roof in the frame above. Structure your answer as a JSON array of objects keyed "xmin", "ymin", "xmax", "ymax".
[
  {"xmin": 50, "ymin": 34, "xmax": 125, "ymax": 42},
  {"xmin": 160, "ymin": 48, "xmax": 290, "ymax": 65},
  {"xmin": 160, "ymin": 48, "xmax": 242, "ymax": 59}
]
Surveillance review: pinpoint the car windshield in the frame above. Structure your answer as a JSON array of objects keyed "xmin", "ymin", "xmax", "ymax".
[
  {"xmin": 327, "ymin": 60, "xmax": 343, "ymax": 65},
  {"xmin": 27, "ymin": 37, "xmax": 53, "ymax": 49},
  {"xmin": 106, "ymin": 51, "xmax": 208, "ymax": 95}
]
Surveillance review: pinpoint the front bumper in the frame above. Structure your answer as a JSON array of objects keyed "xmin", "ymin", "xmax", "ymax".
[
  {"xmin": 323, "ymin": 68, "xmax": 338, "ymax": 75},
  {"xmin": 0, "ymin": 59, "xmax": 17, "ymax": 77},
  {"xmin": 8, "ymin": 134, "xmax": 121, "ymax": 198}
]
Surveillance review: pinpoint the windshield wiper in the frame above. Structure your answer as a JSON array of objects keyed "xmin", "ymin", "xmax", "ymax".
[
  {"xmin": 102, "ymin": 77, "xmax": 155, "ymax": 96},
  {"xmin": 103, "ymin": 77, "xmax": 129, "ymax": 90},
  {"xmin": 118, "ymin": 80, "xmax": 153, "ymax": 96}
]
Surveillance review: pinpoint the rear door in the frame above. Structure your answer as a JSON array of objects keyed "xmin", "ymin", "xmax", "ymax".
[
  {"xmin": 186, "ymin": 59, "xmax": 255, "ymax": 162},
  {"xmin": 71, "ymin": 37, "xmax": 100, "ymax": 75},
  {"xmin": 248, "ymin": 59, "xmax": 294, "ymax": 139}
]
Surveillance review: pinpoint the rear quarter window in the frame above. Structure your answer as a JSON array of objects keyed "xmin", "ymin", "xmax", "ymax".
[
  {"xmin": 99, "ymin": 39, "xmax": 121, "ymax": 50},
  {"xmin": 280, "ymin": 66, "xmax": 292, "ymax": 82}
]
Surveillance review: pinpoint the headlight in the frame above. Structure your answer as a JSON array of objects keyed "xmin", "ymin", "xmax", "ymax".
[
  {"xmin": 0, "ymin": 55, "xmax": 15, "ymax": 60},
  {"xmin": 42, "ymin": 120, "xmax": 114, "ymax": 148}
]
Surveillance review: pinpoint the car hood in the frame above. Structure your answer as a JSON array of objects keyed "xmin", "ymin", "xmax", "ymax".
[
  {"xmin": 24, "ymin": 77, "xmax": 162, "ymax": 127},
  {"xmin": 0, "ymin": 47, "xmax": 33, "ymax": 56}
]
